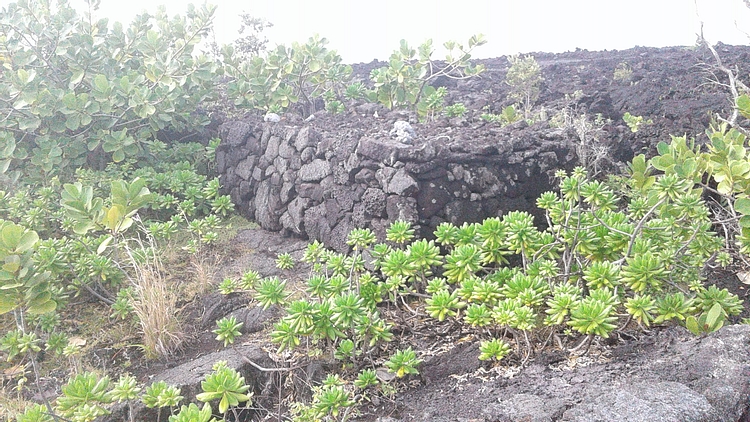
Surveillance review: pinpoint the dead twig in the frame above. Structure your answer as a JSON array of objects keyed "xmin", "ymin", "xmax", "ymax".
[{"xmin": 241, "ymin": 355, "xmax": 299, "ymax": 372}]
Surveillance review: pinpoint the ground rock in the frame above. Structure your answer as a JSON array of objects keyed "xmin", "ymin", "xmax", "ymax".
[
  {"xmin": 222, "ymin": 120, "xmax": 254, "ymax": 147},
  {"xmin": 377, "ymin": 325, "xmax": 750, "ymax": 422},
  {"xmin": 561, "ymin": 381, "xmax": 713, "ymax": 422},
  {"xmin": 107, "ymin": 345, "xmax": 277, "ymax": 422},
  {"xmin": 229, "ymin": 305, "xmax": 283, "ymax": 334}
]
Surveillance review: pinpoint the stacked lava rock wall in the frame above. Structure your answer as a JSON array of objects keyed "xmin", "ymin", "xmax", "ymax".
[{"xmin": 217, "ymin": 118, "xmax": 578, "ymax": 251}]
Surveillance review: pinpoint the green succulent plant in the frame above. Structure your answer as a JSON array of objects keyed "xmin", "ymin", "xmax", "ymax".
[
  {"xmin": 169, "ymin": 403, "xmax": 216, "ymax": 422},
  {"xmin": 426, "ymin": 289, "xmax": 462, "ymax": 321},
  {"xmin": 56, "ymin": 372, "xmax": 112, "ymax": 421},
  {"xmin": 253, "ymin": 277, "xmax": 289, "ymax": 309},
  {"xmin": 354, "ymin": 369, "xmax": 379, "ymax": 389},
  {"xmin": 385, "ymin": 347, "xmax": 422, "ymax": 378},
  {"xmin": 213, "ymin": 316, "xmax": 244, "ymax": 347},
  {"xmin": 196, "ymin": 361, "xmax": 252, "ymax": 415},
  {"xmin": 386, "ymin": 220, "xmax": 415, "ymax": 245},
  {"xmin": 478, "ymin": 338, "xmax": 512, "ymax": 361}
]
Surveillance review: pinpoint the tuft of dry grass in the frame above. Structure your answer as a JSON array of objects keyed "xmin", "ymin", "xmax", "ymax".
[
  {"xmin": 124, "ymin": 242, "xmax": 183, "ymax": 360},
  {"xmin": 188, "ymin": 253, "xmax": 219, "ymax": 298},
  {"xmin": 0, "ymin": 384, "xmax": 34, "ymax": 421}
]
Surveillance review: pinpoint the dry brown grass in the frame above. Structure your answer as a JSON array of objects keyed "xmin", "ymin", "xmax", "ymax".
[
  {"xmin": 124, "ymin": 243, "xmax": 183, "ymax": 360},
  {"xmin": 187, "ymin": 253, "xmax": 219, "ymax": 298}
]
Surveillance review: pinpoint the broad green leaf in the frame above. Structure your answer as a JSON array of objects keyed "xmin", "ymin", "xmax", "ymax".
[
  {"xmin": 93, "ymin": 74, "xmax": 109, "ymax": 92},
  {"xmin": 111, "ymin": 180, "xmax": 127, "ymax": 204},
  {"xmin": 0, "ymin": 224, "xmax": 24, "ymax": 250},
  {"xmin": 118, "ymin": 217, "xmax": 134, "ymax": 233},
  {"xmin": 717, "ymin": 179, "xmax": 732, "ymax": 195},
  {"xmin": 631, "ymin": 154, "xmax": 647, "ymax": 173},
  {"xmin": 705, "ymin": 302, "xmax": 724, "ymax": 327},
  {"xmin": 737, "ymin": 94, "xmax": 750, "ymax": 119},
  {"xmin": 735, "ymin": 197, "xmax": 750, "ymax": 215},
  {"xmin": 685, "ymin": 316, "xmax": 700, "ymax": 335},
  {"xmin": 112, "ymin": 148, "xmax": 125, "ymax": 162},
  {"xmin": 73, "ymin": 221, "xmax": 96, "ymax": 236},
  {"xmin": 97, "ymin": 235, "xmax": 113, "ymax": 255},
  {"xmin": 65, "ymin": 115, "xmax": 80, "ymax": 131},
  {"xmin": 101, "ymin": 205, "xmax": 125, "ymax": 232},
  {"xmin": 656, "ymin": 141, "xmax": 670, "ymax": 156},
  {"xmin": 27, "ymin": 298, "xmax": 56, "ymax": 315},
  {"xmin": 15, "ymin": 231, "xmax": 39, "ymax": 253},
  {"xmin": 62, "ymin": 92, "xmax": 77, "ymax": 109},
  {"xmin": 16, "ymin": 68, "xmax": 29, "ymax": 84},
  {"xmin": 69, "ymin": 69, "xmax": 85, "ymax": 87},
  {"xmin": 0, "ymin": 293, "xmax": 17, "ymax": 314}
]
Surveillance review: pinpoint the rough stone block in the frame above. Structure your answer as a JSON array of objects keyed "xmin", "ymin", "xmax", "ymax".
[
  {"xmin": 295, "ymin": 126, "xmax": 318, "ymax": 151},
  {"xmin": 299, "ymin": 159, "xmax": 332, "ymax": 182},
  {"xmin": 386, "ymin": 195, "xmax": 418, "ymax": 223},
  {"xmin": 386, "ymin": 168, "xmax": 419, "ymax": 196},
  {"xmin": 361, "ymin": 188, "xmax": 387, "ymax": 217}
]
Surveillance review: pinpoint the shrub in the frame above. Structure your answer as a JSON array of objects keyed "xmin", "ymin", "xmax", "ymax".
[
  {"xmin": 223, "ymin": 35, "xmax": 352, "ymax": 116},
  {"xmin": 623, "ymin": 112, "xmax": 653, "ymax": 133},
  {"xmin": 0, "ymin": 1, "xmax": 220, "ymax": 181},
  {"xmin": 444, "ymin": 102, "xmax": 468, "ymax": 118},
  {"xmin": 505, "ymin": 54, "xmax": 543, "ymax": 119},
  {"xmin": 369, "ymin": 35, "xmax": 485, "ymax": 112},
  {"xmin": 613, "ymin": 62, "xmax": 633, "ymax": 82}
]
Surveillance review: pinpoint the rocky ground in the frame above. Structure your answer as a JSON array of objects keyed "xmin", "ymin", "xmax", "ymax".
[
  {"xmin": 61, "ymin": 44, "xmax": 750, "ymax": 421},
  {"xmin": 116, "ymin": 229, "xmax": 750, "ymax": 422}
]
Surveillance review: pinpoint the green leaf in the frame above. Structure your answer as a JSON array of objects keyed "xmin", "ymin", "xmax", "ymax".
[
  {"xmin": 0, "ymin": 224, "xmax": 24, "ymax": 251},
  {"xmin": 735, "ymin": 197, "xmax": 750, "ymax": 215},
  {"xmin": 0, "ymin": 293, "xmax": 17, "ymax": 314},
  {"xmin": 685, "ymin": 316, "xmax": 700, "ymax": 335},
  {"xmin": 101, "ymin": 205, "xmax": 125, "ymax": 232},
  {"xmin": 705, "ymin": 302, "xmax": 724, "ymax": 327},
  {"xmin": 15, "ymin": 231, "xmax": 39, "ymax": 253},
  {"xmin": 73, "ymin": 221, "xmax": 96, "ymax": 236},
  {"xmin": 28, "ymin": 296, "xmax": 56, "ymax": 315},
  {"xmin": 97, "ymin": 235, "xmax": 113, "ymax": 255},
  {"xmin": 69, "ymin": 69, "xmax": 85, "ymax": 87},
  {"xmin": 631, "ymin": 154, "xmax": 647, "ymax": 173},
  {"xmin": 93, "ymin": 74, "xmax": 109, "ymax": 90},
  {"xmin": 737, "ymin": 94, "xmax": 750, "ymax": 119},
  {"xmin": 112, "ymin": 149, "xmax": 125, "ymax": 162},
  {"xmin": 65, "ymin": 115, "xmax": 80, "ymax": 131},
  {"xmin": 656, "ymin": 141, "xmax": 670, "ymax": 156}
]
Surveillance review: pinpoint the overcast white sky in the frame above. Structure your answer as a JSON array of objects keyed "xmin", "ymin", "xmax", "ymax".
[{"xmin": 37, "ymin": 0, "xmax": 750, "ymax": 63}]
